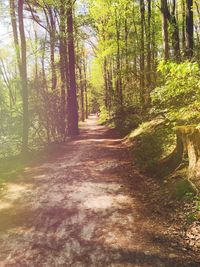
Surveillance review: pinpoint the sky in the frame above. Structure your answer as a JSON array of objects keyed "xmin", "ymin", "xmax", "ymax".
[{"xmin": 0, "ymin": 0, "xmax": 12, "ymax": 46}]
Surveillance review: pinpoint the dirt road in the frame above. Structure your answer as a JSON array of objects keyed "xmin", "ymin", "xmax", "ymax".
[{"xmin": 0, "ymin": 116, "xmax": 199, "ymax": 266}]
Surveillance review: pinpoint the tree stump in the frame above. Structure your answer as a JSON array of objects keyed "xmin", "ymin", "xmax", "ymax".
[{"xmin": 176, "ymin": 126, "xmax": 200, "ymax": 192}]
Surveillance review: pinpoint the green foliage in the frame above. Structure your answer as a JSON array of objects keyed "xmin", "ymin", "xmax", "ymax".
[
  {"xmin": 186, "ymin": 195, "xmax": 200, "ymax": 223},
  {"xmin": 130, "ymin": 120, "xmax": 175, "ymax": 172},
  {"xmin": 99, "ymin": 106, "xmax": 110, "ymax": 124},
  {"xmin": 114, "ymin": 110, "xmax": 141, "ymax": 134},
  {"xmin": 172, "ymin": 180, "xmax": 194, "ymax": 200},
  {"xmin": 152, "ymin": 61, "xmax": 200, "ymax": 124},
  {"xmin": 0, "ymin": 156, "xmax": 31, "ymax": 189}
]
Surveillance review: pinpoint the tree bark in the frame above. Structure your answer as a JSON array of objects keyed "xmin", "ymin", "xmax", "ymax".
[
  {"xmin": 161, "ymin": 0, "xmax": 180, "ymax": 61},
  {"xmin": 177, "ymin": 126, "xmax": 200, "ymax": 192},
  {"xmin": 67, "ymin": 0, "xmax": 79, "ymax": 136},
  {"xmin": 161, "ymin": 0, "xmax": 169, "ymax": 60},
  {"xmin": 59, "ymin": 1, "xmax": 67, "ymax": 139},
  {"xmin": 10, "ymin": 0, "xmax": 21, "ymax": 73},
  {"xmin": 83, "ymin": 55, "xmax": 88, "ymax": 119},
  {"xmin": 140, "ymin": 0, "xmax": 145, "ymax": 108},
  {"xmin": 182, "ymin": 0, "xmax": 186, "ymax": 54},
  {"xmin": 48, "ymin": 7, "xmax": 57, "ymax": 90},
  {"xmin": 171, "ymin": 0, "xmax": 181, "ymax": 61},
  {"xmin": 18, "ymin": 0, "xmax": 29, "ymax": 153},
  {"xmin": 186, "ymin": 0, "xmax": 194, "ymax": 59},
  {"xmin": 146, "ymin": 0, "xmax": 151, "ymax": 105}
]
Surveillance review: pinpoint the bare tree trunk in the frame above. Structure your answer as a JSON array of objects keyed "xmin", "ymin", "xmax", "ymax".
[
  {"xmin": 161, "ymin": 0, "xmax": 169, "ymax": 60},
  {"xmin": 10, "ymin": 0, "xmax": 21, "ymax": 72},
  {"xmin": 48, "ymin": 7, "xmax": 57, "ymax": 90},
  {"xmin": 18, "ymin": 0, "xmax": 29, "ymax": 153},
  {"xmin": 140, "ymin": 0, "xmax": 145, "ymax": 108},
  {"xmin": 182, "ymin": 0, "xmax": 186, "ymax": 54},
  {"xmin": 146, "ymin": 0, "xmax": 151, "ymax": 106},
  {"xmin": 161, "ymin": 0, "xmax": 180, "ymax": 61},
  {"xmin": 103, "ymin": 57, "xmax": 108, "ymax": 109},
  {"xmin": 83, "ymin": 55, "xmax": 88, "ymax": 119},
  {"xmin": 186, "ymin": 0, "xmax": 194, "ymax": 59},
  {"xmin": 67, "ymin": 0, "xmax": 79, "ymax": 136},
  {"xmin": 59, "ymin": 1, "xmax": 67, "ymax": 139},
  {"xmin": 78, "ymin": 63, "xmax": 84, "ymax": 122}
]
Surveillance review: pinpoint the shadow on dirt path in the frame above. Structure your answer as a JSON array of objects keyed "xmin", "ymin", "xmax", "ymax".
[{"xmin": 0, "ymin": 115, "xmax": 199, "ymax": 267}]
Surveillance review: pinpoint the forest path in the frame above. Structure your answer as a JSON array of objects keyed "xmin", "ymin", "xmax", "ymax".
[{"xmin": 0, "ymin": 115, "xmax": 198, "ymax": 267}]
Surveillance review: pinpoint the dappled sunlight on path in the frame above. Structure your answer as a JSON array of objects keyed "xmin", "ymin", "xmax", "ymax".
[{"xmin": 0, "ymin": 115, "xmax": 198, "ymax": 267}]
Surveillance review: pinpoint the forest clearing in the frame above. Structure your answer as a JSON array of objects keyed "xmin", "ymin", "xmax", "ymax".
[{"xmin": 0, "ymin": 0, "xmax": 200, "ymax": 266}]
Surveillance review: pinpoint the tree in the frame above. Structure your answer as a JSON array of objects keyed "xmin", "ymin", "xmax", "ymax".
[
  {"xmin": 67, "ymin": 0, "xmax": 79, "ymax": 136},
  {"xmin": 161, "ymin": 0, "xmax": 169, "ymax": 60},
  {"xmin": 18, "ymin": 0, "xmax": 29, "ymax": 153},
  {"xmin": 140, "ymin": 0, "xmax": 145, "ymax": 107},
  {"xmin": 186, "ymin": 0, "xmax": 194, "ymax": 59},
  {"xmin": 10, "ymin": 0, "xmax": 29, "ymax": 153}
]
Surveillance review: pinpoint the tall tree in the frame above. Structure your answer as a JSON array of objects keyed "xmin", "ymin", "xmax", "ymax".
[
  {"xmin": 67, "ymin": 0, "xmax": 79, "ymax": 136},
  {"xmin": 18, "ymin": 0, "xmax": 29, "ymax": 153},
  {"xmin": 10, "ymin": 0, "xmax": 29, "ymax": 153},
  {"xmin": 59, "ymin": 0, "xmax": 67, "ymax": 139},
  {"xmin": 186, "ymin": 0, "xmax": 194, "ymax": 59},
  {"xmin": 182, "ymin": 0, "xmax": 186, "ymax": 54},
  {"xmin": 161, "ymin": 0, "xmax": 180, "ymax": 61},
  {"xmin": 140, "ymin": 0, "xmax": 145, "ymax": 107},
  {"xmin": 161, "ymin": 0, "xmax": 169, "ymax": 60},
  {"xmin": 146, "ymin": 0, "xmax": 152, "ymax": 104}
]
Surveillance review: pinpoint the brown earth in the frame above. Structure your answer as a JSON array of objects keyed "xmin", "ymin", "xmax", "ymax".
[{"xmin": 0, "ymin": 115, "xmax": 199, "ymax": 267}]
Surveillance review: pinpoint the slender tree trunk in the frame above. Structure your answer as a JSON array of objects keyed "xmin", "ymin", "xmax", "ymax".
[
  {"xmin": 146, "ymin": 0, "xmax": 151, "ymax": 106},
  {"xmin": 18, "ymin": 0, "xmax": 29, "ymax": 153},
  {"xmin": 103, "ymin": 57, "xmax": 108, "ymax": 109},
  {"xmin": 78, "ymin": 63, "xmax": 84, "ymax": 122},
  {"xmin": 67, "ymin": 1, "xmax": 79, "ymax": 136},
  {"xmin": 10, "ymin": 0, "xmax": 21, "ymax": 73},
  {"xmin": 48, "ymin": 7, "xmax": 57, "ymax": 90},
  {"xmin": 59, "ymin": 1, "xmax": 67, "ymax": 139},
  {"xmin": 140, "ymin": 0, "xmax": 145, "ymax": 108},
  {"xmin": 186, "ymin": 0, "xmax": 194, "ymax": 59},
  {"xmin": 151, "ymin": 0, "xmax": 157, "ymax": 87},
  {"xmin": 124, "ymin": 7, "xmax": 128, "ymax": 73},
  {"xmin": 83, "ymin": 54, "xmax": 88, "ymax": 119},
  {"xmin": 171, "ymin": 0, "xmax": 181, "ymax": 61},
  {"xmin": 161, "ymin": 0, "xmax": 169, "ymax": 60},
  {"xmin": 102, "ymin": 25, "xmax": 109, "ymax": 109},
  {"xmin": 182, "ymin": 0, "xmax": 186, "ymax": 54}
]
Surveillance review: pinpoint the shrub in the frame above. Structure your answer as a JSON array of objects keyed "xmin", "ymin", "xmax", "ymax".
[
  {"xmin": 131, "ymin": 121, "xmax": 175, "ymax": 172},
  {"xmin": 151, "ymin": 60, "xmax": 200, "ymax": 125}
]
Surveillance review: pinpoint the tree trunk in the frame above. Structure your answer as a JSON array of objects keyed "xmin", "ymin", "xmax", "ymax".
[
  {"xmin": 140, "ymin": 0, "xmax": 145, "ymax": 108},
  {"xmin": 79, "ymin": 65, "xmax": 85, "ymax": 122},
  {"xmin": 146, "ymin": 0, "xmax": 151, "ymax": 106},
  {"xmin": 162, "ymin": 0, "xmax": 180, "ymax": 61},
  {"xmin": 67, "ymin": 1, "xmax": 79, "ymax": 136},
  {"xmin": 83, "ymin": 55, "xmax": 88, "ymax": 119},
  {"xmin": 182, "ymin": 0, "xmax": 186, "ymax": 54},
  {"xmin": 18, "ymin": 0, "xmax": 29, "ymax": 153},
  {"xmin": 161, "ymin": 0, "xmax": 169, "ymax": 60},
  {"xmin": 171, "ymin": 0, "xmax": 181, "ymax": 61},
  {"xmin": 103, "ymin": 57, "xmax": 108, "ymax": 109},
  {"xmin": 48, "ymin": 7, "xmax": 57, "ymax": 91},
  {"xmin": 10, "ymin": 0, "xmax": 21, "ymax": 73},
  {"xmin": 186, "ymin": 0, "xmax": 194, "ymax": 59},
  {"xmin": 59, "ymin": 1, "xmax": 67, "ymax": 139}
]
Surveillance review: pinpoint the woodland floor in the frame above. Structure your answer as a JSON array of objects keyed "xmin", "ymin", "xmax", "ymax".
[{"xmin": 0, "ymin": 115, "xmax": 199, "ymax": 267}]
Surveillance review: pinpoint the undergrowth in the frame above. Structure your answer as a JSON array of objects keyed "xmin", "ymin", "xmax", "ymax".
[{"xmin": 129, "ymin": 118, "xmax": 176, "ymax": 174}]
